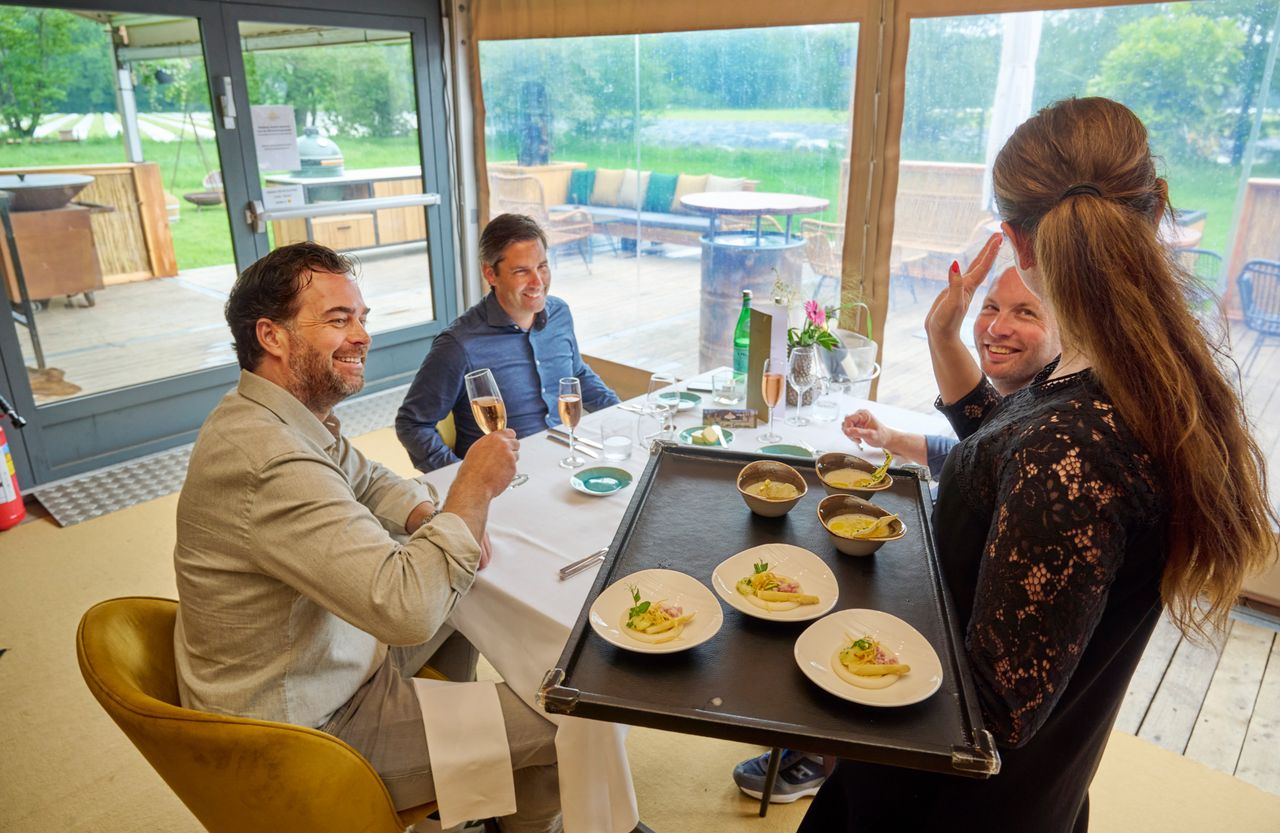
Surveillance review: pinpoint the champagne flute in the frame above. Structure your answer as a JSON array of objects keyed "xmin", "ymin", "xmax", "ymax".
[
  {"xmin": 787, "ymin": 346, "xmax": 818, "ymax": 427},
  {"xmin": 464, "ymin": 368, "xmax": 528, "ymax": 487},
  {"xmin": 759, "ymin": 358, "xmax": 785, "ymax": 443},
  {"xmin": 645, "ymin": 373, "xmax": 677, "ymax": 440},
  {"xmin": 558, "ymin": 377, "xmax": 586, "ymax": 469}
]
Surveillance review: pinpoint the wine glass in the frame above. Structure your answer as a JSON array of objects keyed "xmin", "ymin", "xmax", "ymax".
[
  {"xmin": 464, "ymin": 368, "xmax": 528, "ymax": 487},
  {"xmin": 645, "ymin": 373, "xmax": 677, "ymax": 440},
  {"xmin": 786, "ymin": 345, "xmax": 818, "ymax": 427},
  {"xmin": 558, "ymin": 377, "xmax": 586, "ymax": 469},
  {"xmin": 759, "ymin": 358, "xmax": 785, "ymax": 443}
]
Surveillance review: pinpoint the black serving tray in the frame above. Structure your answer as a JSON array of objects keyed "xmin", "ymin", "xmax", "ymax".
[{"xmin": 540, "ymin": 442, "xmax": 999, "ymax": 778}]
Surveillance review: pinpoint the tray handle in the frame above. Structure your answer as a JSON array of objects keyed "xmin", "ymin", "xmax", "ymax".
[
  {"xmin": 951, "ymin": 729, "xmax": 1001, "ymax": 777},
  {"xmin": 537, "ymin": 667, "xmax": 581, "ymax": 714}
]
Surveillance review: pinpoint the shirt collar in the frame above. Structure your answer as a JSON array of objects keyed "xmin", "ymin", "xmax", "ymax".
[
  {"xmin": 482, "ymin": 291, "xmax": 547, "ymax": 332},
  {"xmin": 236, "ymin": 370, "xmax": 341, "ymax": 449}
]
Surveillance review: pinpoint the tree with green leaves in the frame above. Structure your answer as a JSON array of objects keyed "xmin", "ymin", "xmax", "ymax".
[
  {"xmin": 1089, "ymin": 10, "xmax": 1245, "ymax": 162},
  {"xmin": 0, "ymin": 7, "xmax": 78, "ymax": 137}
]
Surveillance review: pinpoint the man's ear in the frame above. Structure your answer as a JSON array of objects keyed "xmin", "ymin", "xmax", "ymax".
[
  {"xmin": 1000, "ymin": 221, "xmax": 1036, "ymax": 270},
  {"xmin": 256, "ymin": 318, "xmax": 289, "ymax": 360},
  {"xmin": 481, "ymin": 262, "xmax": 497, "ymax": 290}
]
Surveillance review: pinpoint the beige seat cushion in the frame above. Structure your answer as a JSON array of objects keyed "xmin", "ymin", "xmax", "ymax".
[
  {"xmin": 591, "ymin": 168, "xmax": 625, "ymax": 206},
  {"xmin": 705, "ymin": 174, "xmax": 747, "ymax": 193},
  {"xmin": 672, "ymin": 173, "xmax": 709, "ymax": 213},
  {"xmin": 616, "ymin": 169, "xmax": 651, "ymax": 210}
]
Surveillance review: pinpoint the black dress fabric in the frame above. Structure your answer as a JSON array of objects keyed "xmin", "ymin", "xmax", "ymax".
[{"xmin": 799, "ymin": 367, "xmax": 1168, "ymax": 833}]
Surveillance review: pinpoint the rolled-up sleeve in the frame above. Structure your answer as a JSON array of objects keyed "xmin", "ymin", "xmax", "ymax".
[{"xmin": 247, "ymin": 451, "xmax": 482, "ymax": 647}]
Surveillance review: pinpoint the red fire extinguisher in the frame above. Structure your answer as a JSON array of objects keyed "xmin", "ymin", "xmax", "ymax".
[{"xmin": 0, "ymin": 395, "xmax": 27, "ymax": 530}]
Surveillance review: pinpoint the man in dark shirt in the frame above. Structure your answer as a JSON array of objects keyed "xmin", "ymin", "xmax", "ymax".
[{"xmin": 397, "ymin": 214, "xmax": 619, "ymax": 472}]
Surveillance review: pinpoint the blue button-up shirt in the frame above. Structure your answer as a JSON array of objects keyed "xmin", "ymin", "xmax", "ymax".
[{"xmin": 396, "ymin": 293, "xmax": 619, "ymax": 472}]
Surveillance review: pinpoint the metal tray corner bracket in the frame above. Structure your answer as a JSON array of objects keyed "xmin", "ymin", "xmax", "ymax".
[
  {"xmin": 951, "ymin": 729, "xmax": 1001, "ymax": 777},
  {"xmin": 537, "ymin": 668, "xmax": 580, "ymax": 714}
]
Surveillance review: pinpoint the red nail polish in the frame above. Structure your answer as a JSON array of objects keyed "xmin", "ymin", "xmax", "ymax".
[{"xmin": 950, "ymin": 260, "xmax": 960, "ymax": 274}]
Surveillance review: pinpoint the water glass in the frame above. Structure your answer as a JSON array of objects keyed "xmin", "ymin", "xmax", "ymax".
[
  {"xmin": 600, "ymin": 415, "xmax": 634, "ymax": 461},
  {"xmin": 712, "ymin": 371, "xmax": 741, "ymax": 406}
]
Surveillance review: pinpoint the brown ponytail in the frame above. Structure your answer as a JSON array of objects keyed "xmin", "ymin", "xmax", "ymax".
[{"xmin": 993, "ymin": 97, "xmax": 1277, "ymax": 637}]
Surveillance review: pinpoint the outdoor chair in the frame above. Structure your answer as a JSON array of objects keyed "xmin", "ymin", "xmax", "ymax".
[
  {"xmin": 490, "ymin": 173, "xmax": 594, "ymax": 271},
  {"xmin": 1176, "ymin": 247, "xmax": 1225, "ymax": 328},
  {"xmin": 76, "ymin": 596, "xmax": 447, "ymax": 833},
  {"xmin": 800, "ymin": 218, "xmax": 842, "ymax": 305},
  {"xmin": 1237, "ymin": 258, "xmax": 1280, "ymax": 376}
]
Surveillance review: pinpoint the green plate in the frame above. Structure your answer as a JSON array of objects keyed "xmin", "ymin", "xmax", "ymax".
[
  {"xmin": 757, "ymin": 443, "xmax": 814, "ymax": 458},
  {"xmin": 679, "ymin": 426, "xmax": 735, "ymax": 447},
  {"xmin": 656, "ymin": 390, "xmax": 701, "ymax": 411},
  {"xmin": 569, "ymin": 467, "xmax": 634, "ymax": 496}
]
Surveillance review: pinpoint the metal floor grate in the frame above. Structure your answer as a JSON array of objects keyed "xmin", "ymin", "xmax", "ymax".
[{"xmin": 31, "ymin": 384, "xmax": 409, "ymax": 527}]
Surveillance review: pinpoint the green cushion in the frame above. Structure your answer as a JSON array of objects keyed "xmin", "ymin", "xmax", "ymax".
[
  {"xmin": 567, "ymin": 169, "xmax": 596, "ymax": 205},
  {"xmin": 642, "ymin": 172, "xmax": 679, "ymax": 214}
]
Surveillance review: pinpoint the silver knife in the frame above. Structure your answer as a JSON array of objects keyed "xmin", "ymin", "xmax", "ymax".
[
  {"xmin": 549, "ymin": 426, "xmax": 604, "ymax": 449},
  {"xmin": 559, "ymin": 547, "xmax": 608, "ymax": 580},
  {"xmin": 547, "ymin": 432, "xmax": 598, "ymax": 458}
]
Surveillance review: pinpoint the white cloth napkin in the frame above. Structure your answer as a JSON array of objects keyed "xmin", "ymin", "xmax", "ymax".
[{"xmin": 412, "ymin": 678, "xmax": 517, "ymax": 829}]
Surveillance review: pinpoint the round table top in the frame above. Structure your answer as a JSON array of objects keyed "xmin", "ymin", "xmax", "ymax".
[{"xmin": 680, "ymin": 191, "xmax": 830, "ymax": 216}]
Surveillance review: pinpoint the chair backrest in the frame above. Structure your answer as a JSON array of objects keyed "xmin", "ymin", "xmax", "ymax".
[
  {"xmin": 76, "ymin": 597, "xmax": 412, "ymax": 833},
  {"xmin": 490, "ymin": 173, "xmax": 550, "ymax": 223},
  {"xmin": 1238, "ymin": 258, "xmax": 1280, "ymax": 332},
  {"xmin": 800, "ymin": 219, "xmax": 841, "ymax": 277}
]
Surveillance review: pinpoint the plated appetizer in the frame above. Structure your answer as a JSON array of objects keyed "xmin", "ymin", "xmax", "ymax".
[
  {"xmin": 622, "ymin": 584, "xmax": 696, "ymax": 644},
  {"xmin": 735, "ymin": 559, "xmax": 821, "ymax": 611},
  {"xmin": 831, "ymin": 634, "xmax": 911, "ymax": 689},
  {"xmin": 744, "ymin": 479, "xmax": 801, "ymax": 500}
]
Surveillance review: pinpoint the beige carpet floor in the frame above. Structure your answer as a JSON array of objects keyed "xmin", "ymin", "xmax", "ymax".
[{"xmin": 1, "ymin": 426, "xmax": 1277, "ymax": 832}]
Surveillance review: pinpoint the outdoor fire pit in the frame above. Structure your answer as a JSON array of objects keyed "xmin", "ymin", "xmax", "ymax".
[{"xmin": 0, "ymin": 173, "xmax": 95, "ymax": 211}]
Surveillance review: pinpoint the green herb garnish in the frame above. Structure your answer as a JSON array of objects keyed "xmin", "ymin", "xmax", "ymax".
[
  {"xmin": 627, "ymin": 584, "xmax": 651, "ymax": 619},
  {"xmin": 753, "ymin": 559, "xmax": 770, "ymax": 574}
]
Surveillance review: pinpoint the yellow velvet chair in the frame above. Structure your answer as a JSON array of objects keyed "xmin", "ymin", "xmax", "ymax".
[{"xmin": 76, "ymin": 596, "xmax": 440, "ymax": 833}]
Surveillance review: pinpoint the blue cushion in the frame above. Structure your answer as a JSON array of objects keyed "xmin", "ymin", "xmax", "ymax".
[
  {"xmin": 642, "ymin": 172, "xmax": 679, "ymax": 214},
  {"xmin": 567, "ymin": 169, "xmax": 596, "ymax": 205}
]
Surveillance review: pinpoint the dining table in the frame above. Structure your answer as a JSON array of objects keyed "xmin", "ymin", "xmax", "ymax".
[{"xmin": 421, "ymin": 369, "xmax": 956, "ymax": 833}]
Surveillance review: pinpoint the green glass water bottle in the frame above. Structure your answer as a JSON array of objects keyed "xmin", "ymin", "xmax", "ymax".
[{"xmin": 732, "ymin": 290, "xmax": 752, "ymax": 380}]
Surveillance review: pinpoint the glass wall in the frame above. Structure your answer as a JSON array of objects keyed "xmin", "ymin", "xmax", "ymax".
[
  {"xmin": 480, "ymin": 24, "xmax": 858, "ymax": 378},
  {"xmin": 878, "ymin": 2, "xmax": 1279, "ymax": 492}
]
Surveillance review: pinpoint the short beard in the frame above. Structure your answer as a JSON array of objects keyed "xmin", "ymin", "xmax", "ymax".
[{"xmin": 286, "ymin": 330, "xmax": 363, "ymax": 416}]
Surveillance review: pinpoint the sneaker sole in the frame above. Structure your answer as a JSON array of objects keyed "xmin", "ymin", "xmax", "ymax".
[{"xmin": 737, "ymin": 785, "xmax": 821, "ymax": 803}]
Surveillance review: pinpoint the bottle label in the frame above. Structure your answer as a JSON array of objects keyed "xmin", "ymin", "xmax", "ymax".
[{"xmin": 0, "ymin": 444, "xmax": 17, "ymax": 504}]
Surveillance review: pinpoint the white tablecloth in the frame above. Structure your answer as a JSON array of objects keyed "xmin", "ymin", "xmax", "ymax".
[{"xmin": 426, "ymin": 370, "xmax": 953, "ymax": 833}]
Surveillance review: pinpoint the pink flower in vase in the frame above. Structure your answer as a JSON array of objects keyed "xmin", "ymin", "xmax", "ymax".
[{"xmin": 804, "ymin": 300, "xmax": 825, "ymax": 328}]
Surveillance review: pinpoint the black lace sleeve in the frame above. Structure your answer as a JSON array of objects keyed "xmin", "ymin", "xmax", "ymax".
[
  {"xmin": 936, "ymin": 380, "xmax": 1001, "ymax": 440},
  {"xmin": 964, "ymin": 403, "xmax": 1159, "ymax": 748}
]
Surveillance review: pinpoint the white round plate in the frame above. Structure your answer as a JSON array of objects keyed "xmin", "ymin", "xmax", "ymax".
[
  {"xmin": 711, "ymin": 543, "xmax": 838, "ymax": 622},
  {"xmin": 656, "ymin": 390, "xmax": 701, "ymax": 411},
  {"xmin": 794, "ymin": 609, "xmax": 944, "ymax": 706},
  {"xmin": 589, "ymin": 568, "xmax": 723, "ymax": 654}
]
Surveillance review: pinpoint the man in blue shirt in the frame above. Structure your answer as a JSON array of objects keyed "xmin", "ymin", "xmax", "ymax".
[{"xmin": 397, "ymin": 213, "xmax": 619, "ymax": 472}]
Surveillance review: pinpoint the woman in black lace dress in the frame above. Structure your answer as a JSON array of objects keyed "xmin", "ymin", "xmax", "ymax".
[{"xmin": 797, "ymin": 97, "xmax": 1276, "ymax": 832}]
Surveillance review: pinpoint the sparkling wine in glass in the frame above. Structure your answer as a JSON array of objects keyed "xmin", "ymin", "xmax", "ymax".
[
  {"xmin": 558, "ymin": 377, "xmax": 586, "ymax": 469},
  {"xmin": 464, "ymin": 368, "xmax": 527, "ymax": 487},
  {"xmin": 759, "ymin": 358, "xmax": 785, "ymax": 443},
  {"xmin": 787, "ymin": 346, "xmax": 818, "ymax": 427}
]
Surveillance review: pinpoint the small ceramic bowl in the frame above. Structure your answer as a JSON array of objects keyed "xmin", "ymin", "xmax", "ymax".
[
  {"xmin": 736, "ymin": 460, "xmax": 808, "ymax": 518},
  {"xmin": 814, "ymin": 452, "xmax": 894, "ymax": 497},
  {"xmin": 817, "ymin": 493, "xmax": 906, "ymax": 556}
]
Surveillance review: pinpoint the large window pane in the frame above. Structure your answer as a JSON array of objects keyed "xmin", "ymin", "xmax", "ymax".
[
  {"xmin": 481, "ymin": 24, "xmax": 857, "ymax": 377},
  {"xmin": 883, "ymin": 3, "xmax": 1279, "ymax": 494},
  {"xmin": 0, "ymin": 7, "xmax": 238, "ymax": 403}
]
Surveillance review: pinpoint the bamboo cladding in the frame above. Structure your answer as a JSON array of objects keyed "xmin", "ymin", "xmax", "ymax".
[{"xmin": 82, "ymin": 172, "xmax": 150, "ymax": 277}]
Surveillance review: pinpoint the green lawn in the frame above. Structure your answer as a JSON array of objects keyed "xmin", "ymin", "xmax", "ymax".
[
  {"xmin": 4, "ymin": 120, "xmax": 1274, "ymax": 272},
  {"xmin": 657, "ymin": 108, "xmax": 850, "ymax": 124}
]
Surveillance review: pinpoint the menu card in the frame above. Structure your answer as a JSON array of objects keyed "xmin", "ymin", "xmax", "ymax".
[{"xmin": 746, "ymin": 302, "xmax": 790, "ymax": 417}]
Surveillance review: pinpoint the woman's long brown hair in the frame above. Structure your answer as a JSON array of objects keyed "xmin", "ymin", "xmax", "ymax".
[{"xmin": 993, "ymin": 96, "xmax": 1277, "ymax": 637}]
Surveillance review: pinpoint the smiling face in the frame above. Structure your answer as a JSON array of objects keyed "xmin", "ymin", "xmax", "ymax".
[
  {"xmin": 484, "ymin": 238, "xmax": 550, "ymax": 329},
  {"xmin": 973, "ymin": 267, "xmax": 1060, "ymax": 395},
  {"xmin": 277, "ymin": 269, "xmax": 370, "ymax": 417}
]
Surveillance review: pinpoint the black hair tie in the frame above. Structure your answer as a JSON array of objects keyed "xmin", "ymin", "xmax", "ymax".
[{"xmin": 1061, "ymin": 183, "xmax": 1102, "ymax": 200}]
